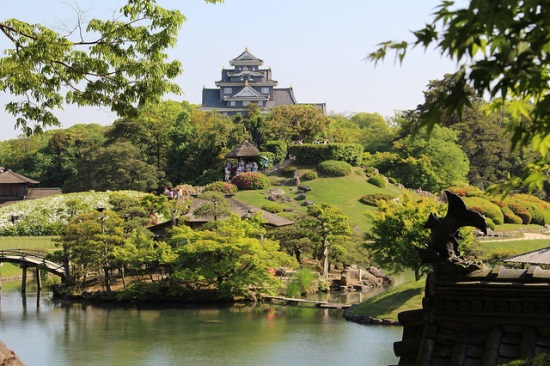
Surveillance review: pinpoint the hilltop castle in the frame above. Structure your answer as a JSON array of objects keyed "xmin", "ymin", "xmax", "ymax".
[{"xmin": 200, "ymin": 48, "xmax": 325, "ymax": 116}]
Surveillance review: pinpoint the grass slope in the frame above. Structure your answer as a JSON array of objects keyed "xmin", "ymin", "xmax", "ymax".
[
  {"xmin": 348, "ymin": 280, "xmax": 425, "ymax": 321},
  {"xmin": 235, "ymin": 168, "xmax": 401, "ymax": 232}
]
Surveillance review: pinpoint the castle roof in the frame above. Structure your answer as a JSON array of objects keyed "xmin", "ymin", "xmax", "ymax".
[{"xmin": 230, "ymin": 48, "xmax": 263, "ymax": 66}]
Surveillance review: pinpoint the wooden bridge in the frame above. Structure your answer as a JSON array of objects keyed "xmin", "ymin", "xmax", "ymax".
[
  {"xmin": 262, "ymin": 295, "xmax": 352, "ymax": 309},
  {"xmin": 0, "ymin": 249, "xmax": 65, "ymax": 293}
]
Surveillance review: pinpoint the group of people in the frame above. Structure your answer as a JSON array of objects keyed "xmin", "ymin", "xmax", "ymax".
[
  {"xmin": 163, "ymin": 186, "xmax": 183, "ymax": 200},
  {"xmin": 224, "ymin": 159, "xmax": 260, "ymax": 182}
]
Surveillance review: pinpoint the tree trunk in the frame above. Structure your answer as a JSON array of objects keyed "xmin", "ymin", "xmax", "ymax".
[
  {"xmin": 322, "ymin": 239, "xmax": 330, "ymax": 280},
  {"xmin": 414, "ymin": 266, "xmax": 421, "ymax": 281},
  {"xmin": 104, "ymin": 266, "xmax": 111, "ymax": 293}
]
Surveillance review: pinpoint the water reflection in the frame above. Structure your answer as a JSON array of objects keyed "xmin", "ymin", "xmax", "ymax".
[{"xmin": 0, "ymin": 286, "xmax": 401, "ymax": 366}]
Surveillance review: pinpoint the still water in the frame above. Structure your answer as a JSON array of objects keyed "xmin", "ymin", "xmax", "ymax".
[{"xmin": 0, "ymin": 286, "xmax": 401, "ymax": 366}]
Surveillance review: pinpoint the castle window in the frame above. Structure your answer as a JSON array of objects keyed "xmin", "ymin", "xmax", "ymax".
[
  {"xmin": 261, "ymin": 87, "xmax": 269, "ymax": 94},
  {"xmin": 229, "ymin": 101, "xmax": 235, "ymax": 106},
  {"xmin": 243, "ymin": 101, "xmax": 250, "ymax": 106},
  {"xmin": 224, "ymin": 88, "xmax": 232, "ymax": 94}
]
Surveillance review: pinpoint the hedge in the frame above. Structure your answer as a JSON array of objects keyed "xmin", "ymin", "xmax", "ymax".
[
  {"xmin": 288, "ymin": 143, "xmax": 363, "ymax": 166},
  {"xmin": 367, "ymin": 175, "xmax": 386, "ymax": 188},
  {"xmin": 265, "ymin": 140, "xmax": 288, "ymax": 164},
  {"xmin": 203, "ymin": 182, "xmax": 237, "ymax": 195},
  {"xmin": 507, "ymin": 194, "xmax": 550, "ymax": 225},
  {"xmin": 301, "ymin": 171, "xmax": 318, "ymax": 181},
  {"xmin": 463, "ymin": 196, "xmax": 504, "ymax": 225},
  {"xmin": 318, "ymin": 160, "xmax": 352, "ymax": 177},
  {"xmin": 261, "ymin": 202, "xmax": 283, "ymax": 213},
  {"xmin": 359, "ymin": 193, "xmax": 395, "ymax": 206}
]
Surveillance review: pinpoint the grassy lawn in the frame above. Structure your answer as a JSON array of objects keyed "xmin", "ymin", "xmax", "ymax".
[
  {"xmin": 0, "ymin": 236, "xmax": 58, "ymax": 251},
  {"xmin": 475, "ymin": 238, "xmax": 550, "ymax": 260},
  {"xmin": 0, "ymin": 236, "xmax": 59, "ymax": 279},
  {"xmin": 235, "ymin": 167, "xmax": 401, "ymax": 232},
  {"xmin": 348, "ymin": 280, "xmax": 425, "ymax": 321}
]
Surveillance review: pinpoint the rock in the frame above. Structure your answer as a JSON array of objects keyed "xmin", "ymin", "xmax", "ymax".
[
  {"xmin": 298, "ymin": 185, "xmax": 312, "ymax": 192},
  {"xmin": 296, "ymin": 193, "xmax": 307, "ymax": 200},
  {"xmin": 269, "ymin": 188, "xmax": 286, "ymax": 196},
  {"xmin": 267, "ymin": 195, "xmax": 277, "ymax": 201},
  {"xmin": 353, "ymin": 284, "xmax": 370, "ymax": 292},
  {"xmin": 291, "ymin": 177, "xmax": 301, "ymax": 186},
  {"xmin": 0, "ymin": 341, "xmax": 25, "ymax": 365},
  {"xmin": 301, "ymin": 200, "xmax": 315, "ymax": 206},
  {"xmin": 369, "ymin": 266, "xmax": 386, "ymax": 278},
  {"xmin": 283, "ymin": 208, "xmax": 294, "ymax": 212}
]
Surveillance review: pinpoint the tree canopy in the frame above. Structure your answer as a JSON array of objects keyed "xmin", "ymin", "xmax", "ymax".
[
  {"xmin": 0, "ymin": 0, "xmax": 221, "ymax": 135},
  {"xmin": 369, "ymin": 0, "xmax": 550, "ymax": 193}
]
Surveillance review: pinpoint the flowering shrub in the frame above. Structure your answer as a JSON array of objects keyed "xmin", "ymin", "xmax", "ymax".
[
  {"xmin": 203, "ymin": 181, "xmax": 237, "ymax": 195},
  {"xmin": 0, "ymin": 190, "xmax": 156, "ymax": 236},
  {"xmin": 174, "ymin": 184, "xmax": 196, "ymax": 199},
  {"xmin": 231, "ymin": 172, "xmax": 270, "ymax": 190}
]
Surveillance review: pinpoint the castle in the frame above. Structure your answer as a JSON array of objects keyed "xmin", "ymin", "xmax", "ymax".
[{"xmin": 200, "ymin": 48, "xmax": 325, "ymax": 116}]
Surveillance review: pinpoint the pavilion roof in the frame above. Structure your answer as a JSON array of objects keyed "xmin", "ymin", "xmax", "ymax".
[
  {"xmin": 0, "ymin": 170, "xmax": 39, "ymax": 184},
  {"xmin": 225, "ymin": 140, "xmax": 260, "ymax": 158}
]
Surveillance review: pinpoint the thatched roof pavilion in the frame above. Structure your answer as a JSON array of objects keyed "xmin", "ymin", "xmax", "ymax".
[
  {"xmin": 225, "ymin": 140, "xmax": 259, "ymax": 158},
  {"xmin": 0, "ymin": 170, "xmax": 39, "ymax": 203}
]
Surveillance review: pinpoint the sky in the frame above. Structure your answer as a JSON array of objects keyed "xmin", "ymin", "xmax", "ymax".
[{"xmin": 0, "ymin": 0, "xmax": 461, "ymax": 141}]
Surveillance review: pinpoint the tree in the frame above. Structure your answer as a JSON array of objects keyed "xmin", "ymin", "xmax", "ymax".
[
  {"xmin": 266, "ymin": 212, "xmax": 315, "ymax": 264},
  {"xmin": 63, "ymin": 141, "xmax": 162, "ymax": 192},
  {"xmin": 367, "ymin": 193, "xmax": 445, "ymax": 281},
  {"xmin": 0, "ymin": 0, "xmax": 223, "ymax": 135},
  {"xmin": 192, "ymin": 191, "xmax": 232, "ymax": 227},
  {"xmin": 56, "ymin": 210, "xmax": 125, "ymax": 291},
  {"xmin": 368, "ymin": 0, "xmax": 550, "ymax": 193},
  {"xmin": 168, "ymin": 214, "xmax": 295, "ymax": 299},
  {"xmin": 301, "ymin": 203, "xmax": 351, "ymax": 279},
  {"xmin": 350, "ymin": 112, "xmax": 395, "ymax": 153},
  {"xmin": 263, "ymin": 105, "xmax": 332, "ymax": 143}
]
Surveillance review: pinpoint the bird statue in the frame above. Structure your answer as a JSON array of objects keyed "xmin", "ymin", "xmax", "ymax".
[{"xmin": 420, "ymin": 190, "xmax": 488, "ymax": 271}]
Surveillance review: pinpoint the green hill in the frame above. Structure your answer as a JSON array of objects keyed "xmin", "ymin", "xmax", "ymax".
[{"xmin": 235, "ymin": 167, "xmax": 402, "ymax": 232}]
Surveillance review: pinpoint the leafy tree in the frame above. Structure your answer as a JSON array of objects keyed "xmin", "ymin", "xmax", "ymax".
[
  {"xmin": 168, "ymin": 213, "xmax": 295, "ymax": 299},
  {"xmin": 378, "ymin": 126, "xmax": 469, "ymax": 192},
  {"xmin": 367, "ymin": 193, "xmax": 445, "ymax": 281},
  {"xmin": 266, "ymin": 212, "xmax": 315, "ymax": 264},
  {"xmin": 0, "ymin": 0, "xmax": 200, "ymax": 134},
  {"xmin": 114, "ymin": 231, "xmax": 177, "ymax": 283},
  {"xmin": 192, "ymin": 191, "xmax": 232, "ymax": 226},
  {"xmin": 56, "ymin": 210, "xmax": 125, "ymax": 291},
  {"xmin": 301, "ymin": 203, "xmax": 351, "ymax": 279},
  {"xmin": 368, "ymin": 0, "xmax": 550, "ymax": 193},
  {"xmin": 63, "ymin": 141, "xmax": 162, "ymax": 192},
  {"xmin": 350, "ymin": 112, "xmax": 395, "ymax": 153},
  {"xmin": 263, "ymin": 105, "xmax": 332, "ymax": 143}
]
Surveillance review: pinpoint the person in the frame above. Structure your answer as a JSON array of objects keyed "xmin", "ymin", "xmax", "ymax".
[
  {"xmin": 163, "ymin": 186, "xmax": 170, "ymax": 197},
  {"xmin": 252, "ymin": 161, "xmax": 258, "ymax": 172},
  {"xmin": 261, "ymin": 156, "xmax": 269, "ymax": 172}
]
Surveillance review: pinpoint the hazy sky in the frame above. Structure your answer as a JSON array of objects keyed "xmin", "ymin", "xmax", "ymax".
[{"xmin": 0, "ymin": 0, "xmax": 461, "ymax": 141}]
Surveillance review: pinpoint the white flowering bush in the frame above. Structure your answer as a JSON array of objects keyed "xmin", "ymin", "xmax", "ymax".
[{"xmin": 0, "ymin": 191, "xmax": 150, "ymax": 236}]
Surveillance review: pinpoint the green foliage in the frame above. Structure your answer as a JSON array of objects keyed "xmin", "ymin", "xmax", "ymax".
[
  {"xmin": 300, "ymin": 171, "xmax": 318, "ymax": 181},
  {"xmin": 168, "ymin": 214, "xmax": 296, "ymax": 299},
  {"xmin": 193, "ymin": 191, "xmax": 232, "ymax": 222},
  {"xmin": 0, "ymin": 190, "xmax": 154, "ymax": 236},
  {"xmin": 203, "ymin": 181, "xmax": 237, "ymax": 195},
  {"xmin": 264, "ymin": 140, "xmax": 287, "ymax": 164},
  {"xmin": 261, "ymin": 202, "xmax": 283, "ymax": 213},
  {"xmin": 368, "ymin": 0, "xmax": 549, "ymax": 193},
  {"xmin": 286, "ymin": 268, "xmax": 317, "ymax": 297},
  {"xmin": 280, "ymin": 165, "xmax": 298, "ymax": 178},
  {"xmin": 318, "ymin": 160, "xmax": 352, "ymax": 177},
  {"xmin": 447, "ymin": 186, "xmax": 485, "ymax": 197},
  {"xmin": 288, "ymin": 143, "xmax": 363, "ymax": 166},
  {"xmin": 463, "ymin": 197, "xmax": 505, "ymax": 225},
  {"xmin": 501, "ymin": 206, "xmax": 524, "ymax": 225},
  {"xmin": 367, "ymin": 175, "xmax": 386, "ymax": 188},
  {"xmin": 359, "ymin": 193, "xmax": 395, "ymax": 206},
  {"xmin": 231, "ymin": 172, "xmax": 271, "ymax": 190},
  {"xmin": 367, "ymin": 193, "xmax": 445, "ymax": 280},
  {"xmin": 0, "ymin": 0, "xmax": 185, "ymax": 135},
  {"xmin": 509, "ymin": 194, "xmax": 550, "ymax": 226},
  {"xmin": 262, "ymin": 104, "xmax": 332, "ymax": 143}
]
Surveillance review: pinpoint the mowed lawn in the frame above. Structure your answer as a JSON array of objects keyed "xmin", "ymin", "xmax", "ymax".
[
  {"xmin": 0, "ymin": 236, "xmax": 58, "ymax": 277},
  {"xmin": 235, "ymin": 168, "xmax": 402, "ymax": 232}
]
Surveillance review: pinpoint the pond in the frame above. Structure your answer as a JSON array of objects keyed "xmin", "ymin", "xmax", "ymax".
[{"xmin": 0, "ymin": 284, "xmax": 402, "ymax": 366}]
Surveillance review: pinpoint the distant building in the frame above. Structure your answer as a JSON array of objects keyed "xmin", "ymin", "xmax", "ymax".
[{"xmin": 201, "ymin": 48, "xmax": 326, "ymax": 116}]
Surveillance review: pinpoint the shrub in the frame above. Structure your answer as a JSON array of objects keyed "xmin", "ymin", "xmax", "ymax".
[
  {"xmin": 257, "ymin": 151, "xmax": 275, "ymax": 170},
  {"xmin": 174, "ymin": 184, "xmax": 195, "ymax": 199},
  {"xmin": 281, "ymin": 165, "xmax": 298, "ymax": 178},
  {"xmin": 261, "ymin": 202, "xmax": 283, "ymax": 213},
  {"xmin": 301, "ymin": 171, "xmax": 318, "ymax": 181},
  {"xmin": 501, "ymin": 206, "xmax": 523, "ymax": 224},
  {"xmin": 203, "ymin": 181, "xmax": 237, "ymax": 195},
  {"xmin": 367, "ymin": 175, "xmax": 386, "ymax": 188},
  {"xmin": 286, "ymin": 267, "xmax": 316, "ymax": 297},
  {"xmin": 447, "ymin": 186, "xmax": 485, "ymax": 197},
  {"xmin": 506, "ymin": 202, "xmax": 531, "ymax": 224},
  {"xmin": 509, "ymin": 194, "xmax": 550, "ymax": 225},
  {"xmin": 288, "ymin": 143, "xmax": 363, "ymax": 166},
  {"xmin": 359, "ymin": 193, "xmax": 395, "ymax": 206},
  {"xmin": 463, "ymin": 196, "xmax": 504, "ymax": 225},
  {"xmin": 485, "ymin": 217, "xmax": 496, "ymax": 231},
  {"xmin": 318, "ymin": 160, "xmax": 352, "ymax": 177},
  {"xmin": 231, "ymin": 172, "xmax": 271, "ymax": 190},
  {"xmin": 265, "ymin": 140, "xmax": 288, "ymax": 164}
]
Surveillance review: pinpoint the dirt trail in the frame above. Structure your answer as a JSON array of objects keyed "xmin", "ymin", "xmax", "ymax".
[{"xmin": 480, "ymin": 232, "xmax": 550, "ymax": 242}]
